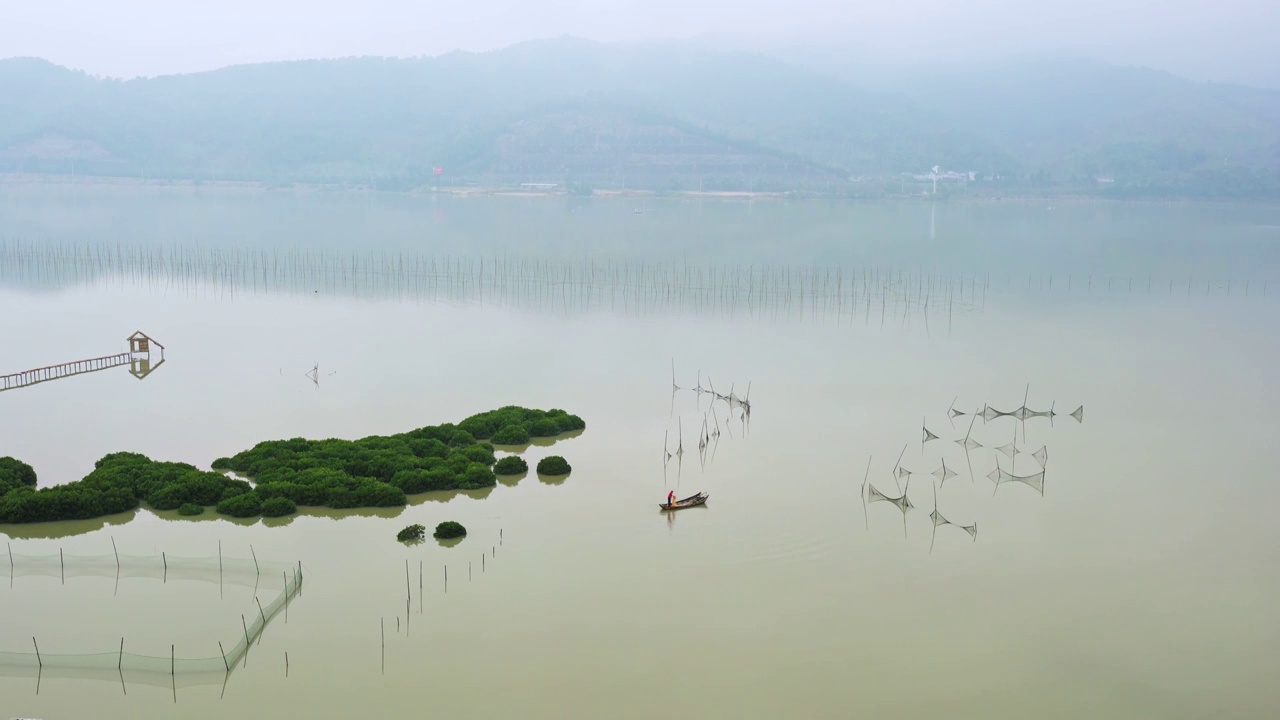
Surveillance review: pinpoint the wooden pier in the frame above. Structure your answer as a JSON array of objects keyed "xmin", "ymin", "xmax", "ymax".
[{"xmin": 0, "ymin": 331, "xmax": 165, "ymax": 393}]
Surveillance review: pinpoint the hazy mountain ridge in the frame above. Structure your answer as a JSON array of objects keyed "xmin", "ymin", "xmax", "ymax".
[{"xmin": 2, "ymin": 38, "xmax": 1278, "ymax": 198}]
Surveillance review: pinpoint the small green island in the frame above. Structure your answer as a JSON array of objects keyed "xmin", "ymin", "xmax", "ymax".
[
  {"xmin": 397, "ymin": 524, "xmax": 426, "ymax": 542},
  {"xmin": 0, "ymin": 406, "xmax": 583, "ymax": 524},
  {"xmin": 433, "ymin": 521, "xmax": 466, "ymax": 540},
  {"xmin": 536, "ymin": 455, "xmax": 572, "ymax": 475}
]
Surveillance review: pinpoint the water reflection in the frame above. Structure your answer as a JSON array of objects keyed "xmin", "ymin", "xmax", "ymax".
[
  {"xmin": 496, "ymin": 471, "xmax": 528, "ymax": 488},
  {"xmin": 0, "ymin": 510, "xmax": 138, "ymax": 540},
  {"xmin": 536, "ymin": 472, "xmax": 569, "ymax": 486}
]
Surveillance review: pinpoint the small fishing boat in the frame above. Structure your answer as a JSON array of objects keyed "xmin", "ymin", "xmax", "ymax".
[{"xmin": 660, "ymin": 491, "xmax": 709, "ymax": 511}]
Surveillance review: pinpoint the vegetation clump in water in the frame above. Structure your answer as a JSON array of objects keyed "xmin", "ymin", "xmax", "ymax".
[
  {"xmin": 0, "ymin": 407, "xmax": 582, "ymax": 525},
  {"xmin": 397, "ymin": 524, "xmax": 426, "ymax": 542},
  {"xmin": 493, "ymin": 456, "xmax": 528, "ymax": 475},
  {"xmin": 434, "ymin": 521, "xmax": 466, "ymax": 539},
  {"xmin": 177, "ymin": 503, "xmax": 205, "ymax": 516},
  {"xmin": 536, "ymin": 456, "xmax": 572, "ymax": 475}
]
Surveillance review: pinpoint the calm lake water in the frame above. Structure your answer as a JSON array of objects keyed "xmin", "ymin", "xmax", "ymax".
[{"xmin": 2, "ymin": 186, "xmax": 1279, "ymax": 719}]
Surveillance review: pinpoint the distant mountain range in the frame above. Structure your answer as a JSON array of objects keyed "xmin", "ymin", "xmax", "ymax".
[{"xmin": 2, "ymin": 37, "xmax": 1278, "ymax": 199}]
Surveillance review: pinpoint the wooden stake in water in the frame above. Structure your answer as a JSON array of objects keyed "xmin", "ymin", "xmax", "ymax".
[
  {"xmin": 241, "ymin": 615, "xmax": 251, "ymax": 667},
  {"xmin": 286, "ymin": 651, "xmax": 289, "ymax": 677},
  {"xmin": 112, "ymin": 536, "xmax": 120, "ymax": 569},
  {"xmin": 32, "ymin": 637, "xmax": 42, "ymax": 668},
  {"xmin": 255, "ymin": 597, "xmax": 267, "ymax": 642},
  {"xmin": 250, "ymin": 545, "xmax": 259, "ymax": 576},
  {"xmin": 219, "ymin": 641, "xmax": 229, "ymax": 672},
  {"xmin": 171, "ymin": 644, "xmax": 175, "ymax": 677},
  {"xmin": 119, "ymin": 637, "xmax": 124, "ymax": 669},
  {"xmin": 60, "ymin": 548, "xmax": 64, "ymax": 584},
  {"xmin": 405, "ymin": 559, "xmax": 411, "ymax": 603},
  {"xmin": 163, "ymin": 551, "xmax": 168, "ymax": 583}
]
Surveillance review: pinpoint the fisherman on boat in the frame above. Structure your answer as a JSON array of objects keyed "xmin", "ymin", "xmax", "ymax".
[{"xmin": 667, "ymin": 490, "xmax": 676, "ymax": 507}]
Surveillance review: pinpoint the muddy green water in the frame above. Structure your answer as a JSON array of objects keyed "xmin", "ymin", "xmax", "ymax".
[{"xmin": 2, "ymin": 188, "xmax": 1279, "ymax": 718}]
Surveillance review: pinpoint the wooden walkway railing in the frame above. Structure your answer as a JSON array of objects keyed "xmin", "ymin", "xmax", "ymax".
[{"xmin": 0, "ymin": 353, "xmax": 133, "ymax": 392}]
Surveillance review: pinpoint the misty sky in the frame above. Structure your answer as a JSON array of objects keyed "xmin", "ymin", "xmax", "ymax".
[{"xmin": 2, "ymin": 0, "xmax": 1277, "ymax": 86}]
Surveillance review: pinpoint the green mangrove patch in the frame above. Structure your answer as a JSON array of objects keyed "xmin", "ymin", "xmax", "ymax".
[
  {"xmin": 398, "ymin": 524, "xmax": 426, "ymax": 542},
  {"xmin": 0, "ymin": 406, "xmax": 583, "ymax": 524},
  {"xmin": 0, "ymin": 452, "xmax": 252, "ymax": 524},
  {"xmin": 434, "ymin": 521, "xmax": 466, "ymax": 539},
  {"xmin": 536, "ymin": 456, "xmax": 572, "ymax": 475}
]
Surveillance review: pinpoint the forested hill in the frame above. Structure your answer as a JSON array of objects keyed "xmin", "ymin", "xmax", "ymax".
[{"xmin": 2, "ymin": 38, "xmax": 1278, "ymax": 199}]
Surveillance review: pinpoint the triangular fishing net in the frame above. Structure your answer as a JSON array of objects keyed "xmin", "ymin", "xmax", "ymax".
[
  {"xmin": 929, "ymin": 482, "xmax": 977, "ymax": 552},
  {"xmin": 1031, "ymin": 446, "xmax": 1048, "ymax": 467},
  {"xmin": 988, "ymin": 464, "xmax": 1045, "ymax": 495},
  {"xmin": 931, "ymin": 459, "xmax": 959, "ymax": 485},
  {"xmin": 922, "ymin": 426, "xmax": 939, "ymax": 444},
  {"xmin": 1071, "ymin": 405, "xmax": 1084, "ymax": 423},
  {"xmin": 981, "ymin": 405, "xmax": 1014, "ymax": 422},
  {"xmin": 867, "ymin": 481, "xmax": 913, "ymax": 513}
]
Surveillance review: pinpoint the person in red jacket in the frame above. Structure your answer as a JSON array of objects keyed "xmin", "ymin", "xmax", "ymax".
[{"xmin": 667, "ymin": 490, "xmax": 676, "ymax": 507}]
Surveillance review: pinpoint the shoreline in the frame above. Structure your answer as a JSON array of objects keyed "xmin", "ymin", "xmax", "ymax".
[{"xmin": 0, "ymin": 173, "xmax": 1273, "ymax": 206}]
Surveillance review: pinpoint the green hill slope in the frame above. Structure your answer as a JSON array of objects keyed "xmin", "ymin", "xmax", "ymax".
[
  {"xmin": 884, "ymin": 59, "xmax": 1280, "ymax": 197},
  {"xmin": 2, "ymin": 42, "xmax": 1277, "ymax": 198},
  {"xmin": 0, "ymin": 39, "xmax": 1012, "ymax": 190}
]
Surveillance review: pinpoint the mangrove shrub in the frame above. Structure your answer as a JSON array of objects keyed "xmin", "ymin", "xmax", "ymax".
[
  {"xmin": 0, "ymin": 457, "xmax": 37, "ymax": 494},
  {"xmin": 493, "ymin": 456, "xmax": 528, "ymax": 475},
  {"xmin": 536, "ymin": 456, "xmax": 572, "ymax": 475},
  {"xmin": 491, "ymin": 424, "xmax": 530, "ymax": 445},
  {"xmin": 261, "ymin": 496, "xmax": 297, "ymax": 517},
  {"xmin": 177, "ymin": 503, "xmax": 205, "ymax": 516},
  {"xmin": 434, "ymin": 521, "xmax": 466, "ymax": 539},
  {"xmin": 216, "ymin": 492, "xmax": 262, "ymax": 518}
]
